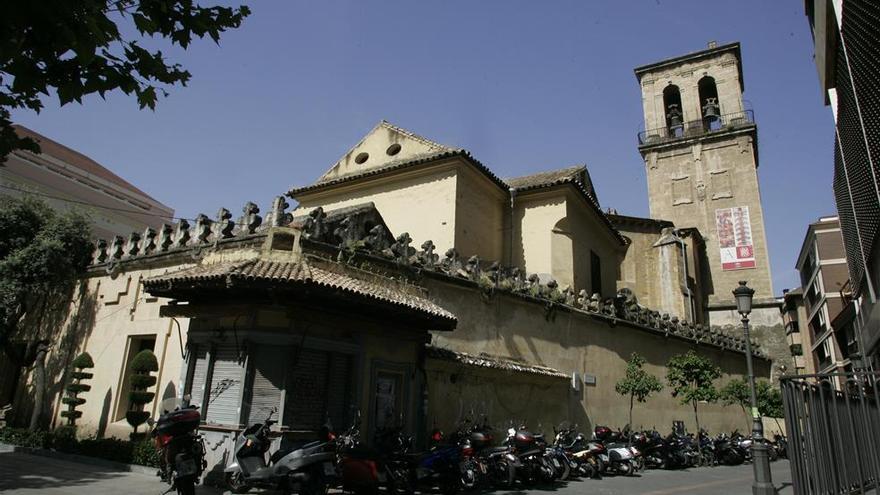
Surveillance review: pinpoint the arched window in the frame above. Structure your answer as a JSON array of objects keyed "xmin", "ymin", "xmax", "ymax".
[
  {"xmin": 698, "ymin": 76, "xmax": 721, "ymax": 130},
  {"xmin": 663, "ymin": 85, "xmax": 684, "ymax": 137}
]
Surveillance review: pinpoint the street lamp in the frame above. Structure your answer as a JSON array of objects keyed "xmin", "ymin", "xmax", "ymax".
[{"xmin": 733, "ymin": 281, "xmax": 776, "ymax": 495}]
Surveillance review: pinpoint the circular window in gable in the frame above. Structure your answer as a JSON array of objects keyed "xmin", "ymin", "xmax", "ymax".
[
  {"xmin": 386, "ymin": 143, "xmax": 402, "ymax": 156},
  {"xmin": 354, "ymin": 152, "xmax": 369, "ymax": 164}
]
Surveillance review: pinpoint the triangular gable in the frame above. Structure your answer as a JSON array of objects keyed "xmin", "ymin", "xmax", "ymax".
[{"xmin": 317, "ymin": 121, "xmax": 455, "ymax": 183}]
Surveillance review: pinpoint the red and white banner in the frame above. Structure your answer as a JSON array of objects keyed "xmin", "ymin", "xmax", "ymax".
[{"xmin": 715, "ymin": 206, "xmax": 756, "ymax": 271}]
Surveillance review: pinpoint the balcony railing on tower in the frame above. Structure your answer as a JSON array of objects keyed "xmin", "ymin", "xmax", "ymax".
[{"xmin": 638, "ymin": 109, "xmax": 755, "ymax": 145}]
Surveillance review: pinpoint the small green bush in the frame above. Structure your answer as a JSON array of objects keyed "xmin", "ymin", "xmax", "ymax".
[
  {"xmin": 0, "ymin": 427, "xmax": 160, "ymax": 468},
  {"xmin": 61, "ymin": 352, "xmax": 94, "ymax": 426},
  {"xmin": 126, "ymin": 349, "xmax": 158, "ymax": 434}
]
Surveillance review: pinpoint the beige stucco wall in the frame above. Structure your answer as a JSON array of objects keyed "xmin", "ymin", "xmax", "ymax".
[
  {"xmin": 38, "ymin": 263, "xmax": 194, "ymax": 439},
  {"xmin": 454, "ymin": 166, "xmax": 506, "ymax": 262},
  {"xmin": 512, "ymin": 191, "xmax": 567, "ymax": 284},
  {"xmin": 296, "ymin": 162, "xmax": 460, "ymax": 255},
  {"xmin": 564, "ymin": 191, "xmax": 622, "ymax": 297},
  {"xmin": 426, "ymin": 278, "xmax": 771, "ymax": 435}
]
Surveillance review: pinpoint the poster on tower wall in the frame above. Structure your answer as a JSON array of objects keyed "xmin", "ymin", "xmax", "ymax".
[{"xmin": 715, "ymin": 206, "xmax": 756, "ymax": 270}]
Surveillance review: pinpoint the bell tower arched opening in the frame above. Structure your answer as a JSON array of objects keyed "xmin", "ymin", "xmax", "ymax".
[
  {"xmin": 663, "ymin": 85, "xmax": 684, "ymax": 138},
  {"xmin": 698, "ymin": 76, "xmax": 721, "ymax": 131}
]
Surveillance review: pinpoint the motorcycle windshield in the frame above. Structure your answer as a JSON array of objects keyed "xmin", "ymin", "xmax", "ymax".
[{"xmin": 160, "ymin": 397, "xmax": 189, "ymax": 414}]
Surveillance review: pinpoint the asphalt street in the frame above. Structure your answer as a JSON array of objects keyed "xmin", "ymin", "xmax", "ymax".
[{"xmin": 0, "ymin": 449, "xmax": 793, "ymax": 495}]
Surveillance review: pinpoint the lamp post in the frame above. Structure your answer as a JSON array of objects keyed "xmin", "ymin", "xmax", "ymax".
[{"xmin": 733, "ymin": 281, "xmax": 776, "ymax": 495}]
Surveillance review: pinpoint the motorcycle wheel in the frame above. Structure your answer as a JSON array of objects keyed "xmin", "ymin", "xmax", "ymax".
[
  {"xmin": 556, "ymin": 457, "xmax": 571, "ymax": 481},
  {"xmin": 225, "ymin": 471, "xmax": 251, "ymax": 494},
  {"xmin": 299, "ymin": 469, "xmax": 329, "ymax": 495},
  {"xmin": 491, "ymin": 459, "xmax": 515, "ymax": 488},
  {"xmin": 460, "ymin": 460, "xmax": 478, "ymax": 490},
  {"xmin": 622, "ymin": 461, "xmax": 636, "ymax": 477},
  {"xmin": 176, "ymin": 476, "xmax": 196, "ymax": 495},
  {"xmin": 386, "ymin": 467, "xmax": 415, "ymax": 495}
]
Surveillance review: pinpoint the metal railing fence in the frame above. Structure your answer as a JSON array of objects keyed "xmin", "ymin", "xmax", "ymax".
[
  {"xmin": 781, "ymin": 372, "xmax": 880, "ymax": 495},
  {"xmin": 637, "ymin": 109, "xmax": 755, "ymax": 145}
]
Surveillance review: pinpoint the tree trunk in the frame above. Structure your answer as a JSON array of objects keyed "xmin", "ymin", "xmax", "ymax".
[
  {"xmin": 693, "ymin": 400, "xmax": 700, "ymax": 435},
  {"xmin": 28, "ymin": 342, "xmax": 49, "ymax": 431},
  {"xmin": 629, "ymin": 394, "xmax": 634, "ymax": 428}
]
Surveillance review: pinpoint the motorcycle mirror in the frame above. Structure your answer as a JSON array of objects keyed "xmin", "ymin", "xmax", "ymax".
[{"xmin": 146, "ymin": 417, "xmax": 155, "ymax": 427}]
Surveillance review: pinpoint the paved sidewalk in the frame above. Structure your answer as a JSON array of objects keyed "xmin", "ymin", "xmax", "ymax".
[
  {"xmin": 0, "ymin": 449, "xmax": 222, "ymax": 495},
  {"xmin": 0, "ymin": 447, "xmax": 793, "ymax": 495}
]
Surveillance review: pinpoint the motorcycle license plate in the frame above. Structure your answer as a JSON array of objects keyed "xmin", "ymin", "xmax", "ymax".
[
  {"xmin": 176, "ymin": 459, "xmax": 197, "ymax": 478},
  {"xmin": 323, "ymin": 462, "xmax": 335, "ymax": 476}
]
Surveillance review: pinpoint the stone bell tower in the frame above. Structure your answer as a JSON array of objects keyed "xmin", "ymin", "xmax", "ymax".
[{"xmin": 634, "ymin": 42, "xmax": 778, "ymax": 331}]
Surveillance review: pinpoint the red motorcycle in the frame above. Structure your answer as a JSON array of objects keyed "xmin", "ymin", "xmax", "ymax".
[{"xmin": 148, "ymin": 398, "xmax": 207, "ymax": 495}]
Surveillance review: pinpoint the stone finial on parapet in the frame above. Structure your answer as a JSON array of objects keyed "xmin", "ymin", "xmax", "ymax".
[
  {"xmin": 159, "ymin": 224, "xmax": 174, "ymax": 251},
  {"xmin": 390, "ymin": 233, "xmax": 415, "ymax": 264},
  {"xmin": 241, "ymin": 202, "xmax": 262, "ymax": 234},
  {"xmin": 464, "ymin": 255, "xmax": 481, "ymax": 281},
  {"xmin": 214, "ymin": 208, "xmax": 235, "ymax": 239},
  {"xmin": 124, "ymin": 232, "xmax": 141, "ymax": 258},
  {"xmin": 174, "ymin": 219, "xmax": 191, "ymax": 247},
  {"xmin": 267, "ymin": 196, "xmax": 291, "ymax": 228},
  {"xmin": 93, "ymin": 239, "xmax": 108, "ymax": 264},
  {"xmin": 142, "ymin": 228, "xmax": 157, "ymax": 254},
  {"xmin": 365, "ymin": 225, "xmax": 390, "ymax": 252},
  {"xmin": 333, "ymin": 216, "xmax": 356, "ymax": 247},
  {"xmin": 577, "ymin": 289, "xmax": 588, "ymax": 309},
  {"xmin": 418, "ymin": 240, "xmax": 438, "ymax": 268},
  {"xmin": 110, "ymin": 236, "xmax": 125, "ymax": 260},
  {"xmin": 194, "ymin": 214, "xmax": 213, "ymax": 244},
  {"xmin": 302, "ymin": 207, "xmax": 327, "ymax": 242},
  {"xmin": 440, "ymin": 248, "xmax": 462, "ymax": 275}
]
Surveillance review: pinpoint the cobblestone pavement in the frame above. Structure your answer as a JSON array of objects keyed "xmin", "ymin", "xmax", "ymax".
[{"xmin": 0, "ymin": 449, "xmax": 793, "ymax": 495}]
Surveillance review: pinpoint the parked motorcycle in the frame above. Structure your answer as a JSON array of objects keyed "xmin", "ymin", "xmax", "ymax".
[
  {"xmin": 148, "ymin": 397, "xmax": 207, "ymax": 495},
  {"xmin": 593, "ymin": 426, "xmax": 638, "ymax": 476},
  {"xmin": 224, "ymin": 407, "xmax": 337, "ymax": 495},
  {"xmin": 553, "ymin": 423, "xmax": 601, "ymax": 479},
  {"xmin": 504, "ymin": 423, "xmax": 555, "ymax": 484}
]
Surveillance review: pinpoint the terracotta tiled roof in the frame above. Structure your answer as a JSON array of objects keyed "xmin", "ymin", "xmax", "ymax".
[
  {"xmin": 426, "ymin": 345, "xmax": 568, "ymax": 379},
  {"xmin": 13, "ymin": 125, "xmax": 161, "ymax": 203},
  {"xmin": 288, "ymin": 149, "xmax": 508, "ymax": 197},
  {"xmin": 144, "ymin": 257, "xmax": 457, "ymax": 324},
  {"xmin": 504, "ymin": 165, "xmax": 586, "ymax": 191}
]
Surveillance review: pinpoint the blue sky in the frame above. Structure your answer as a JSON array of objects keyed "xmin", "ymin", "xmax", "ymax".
[{"xmin": 11, "ymin": 1, "xmax": 835, "ymax": 294}]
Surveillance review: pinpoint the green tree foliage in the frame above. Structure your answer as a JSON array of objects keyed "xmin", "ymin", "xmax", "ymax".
[
  {"xmin": 0, "ymin": 195, "xmax": 92, "ymax": 430},
  {"xmin": 60, "ymin": 352, "xmax": 95, "ymax": 426},
  {"xmin": 0, "ymin": 1, "xmax": 251, "ymax": 162},
  {"xmin": 126, "ymin": 349, "xmax": 158, "ymax": 434},
  {"xmin": 666, "ymin": 350, "xmax": 722, "ymax": 434},
  {"xmin": 614, "ymin": 352, "xmax": 663, "ymax": 427},
  {"xmin": 719, "ymin": 377, "xmax": 752, "ymax": 429},
  {"xmin": 757, "ymin": 380, "xmax": 785, "ymax": 431}
]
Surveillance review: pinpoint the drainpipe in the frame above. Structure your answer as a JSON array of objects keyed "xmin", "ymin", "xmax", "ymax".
[
  {"xmin": 673, "ymin": 229, "xmax": 696, "ymax": 323},
  {"xmin": 508, "ymin": 187, "xmax": 516, "ymax": 267}
]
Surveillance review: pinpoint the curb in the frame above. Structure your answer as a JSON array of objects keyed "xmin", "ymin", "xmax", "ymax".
[{"xmin": 0, "ymin": 442, "xmax": 156, "ymax": 475}]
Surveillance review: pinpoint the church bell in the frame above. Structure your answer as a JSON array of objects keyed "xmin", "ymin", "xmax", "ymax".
[
  {"xmin": 667, "ymin": 104, "xmax": 683, "ymax": 128},
  {"xmin": 702, "ymin": 97, "xmax": 720, "ymax": 120}
]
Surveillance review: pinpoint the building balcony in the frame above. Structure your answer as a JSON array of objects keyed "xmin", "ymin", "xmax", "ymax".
[{"xmin": 638, "ymin": 109, "xmax": 755, "ymax": 146}]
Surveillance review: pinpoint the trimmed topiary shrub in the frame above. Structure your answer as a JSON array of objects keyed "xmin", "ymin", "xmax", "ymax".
[
  {"xmin": 60, "ymin": 352, "xmax": 94, "ymax": 426},
  {"xmin": 125, "ymin": 349, "xmax": 158, "ymax": 435}
]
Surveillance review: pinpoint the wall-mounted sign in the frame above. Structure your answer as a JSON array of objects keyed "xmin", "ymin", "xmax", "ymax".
[
  {"xmin": 715, "ymin": 206, "xmax": 756, "ymax": 271},
  {"xmin": 582, "ymin": 374, "xmax": 597, "ymax": 386}
]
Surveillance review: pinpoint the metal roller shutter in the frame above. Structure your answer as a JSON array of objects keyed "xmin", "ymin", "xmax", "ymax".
[
  {"xmin": 246, "ymin": 345, "xmax": 285, "ymax": 424},
  {"xmin": 205, "ymin": 344, "xmax": 245, "ymax": 426},
  {"xmin": 188, "ymin": 347, "xmax": 209, "ymax": 413},
  {"xmin": 284, "ymin": 348, "xmax": 328, "ymax": 430}
]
